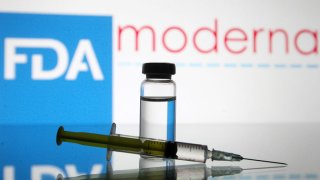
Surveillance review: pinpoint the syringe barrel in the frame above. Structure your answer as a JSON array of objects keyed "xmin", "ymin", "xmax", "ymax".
[
  {"xmin": 175, "ymin": 142, "xmax": 208, "ymax": 163},
  {"xmin": 57, "ymin": 127, "xmax": 209, "ymax": 163},
  {"xmin": 57, "ymin": 126, "xmax": 167, "ymax": 157}
]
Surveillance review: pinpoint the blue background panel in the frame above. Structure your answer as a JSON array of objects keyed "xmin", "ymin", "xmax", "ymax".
[
  {"xmin": 0, "ymin": 13, "xmax": 113, "ymax": 125},
  {"xmin": 0, "ymin": 13, "xmax": 113, "ymax": 179}
]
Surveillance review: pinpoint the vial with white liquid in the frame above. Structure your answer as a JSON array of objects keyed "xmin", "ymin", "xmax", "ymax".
[{"xmin": 140, "ymin": 63, "xmax": 176, "ymax": 142}]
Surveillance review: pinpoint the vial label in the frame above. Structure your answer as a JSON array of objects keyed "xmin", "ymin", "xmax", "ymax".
[{"xmin": 140, "ymin": 96, "xmax": 176, "ymax": 141}]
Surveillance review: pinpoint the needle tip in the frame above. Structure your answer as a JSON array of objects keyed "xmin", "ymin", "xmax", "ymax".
[{"xmin": 243, "ymin": 158, "xmax": 287, "ymax": 166}]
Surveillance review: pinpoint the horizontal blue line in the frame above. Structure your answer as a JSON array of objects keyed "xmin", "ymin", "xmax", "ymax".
[
  {"xmin": 224, "ymin": 63, "xmax": 237, "ymax": 68},
  {"xmin": 175, "ymin": 63, "xmax": 186, "ymax": 67},
  {"xmin": 273, "ymin": 175, "xmax": 286, "ymax": 179},
  {"xmin": 117, "ymin": 62, "xmax": 319, "ymax": 70},
  {"xmin": 291, "ymin": 64, "xmax": 302, "ymax": 68},
  {"xmin": 274, "ymin": 64, "xmax": 287, "ymax": 68},
  {"xmin": 241, "ymin": 63, "xmax": 253, "ymax": 68},
  {"xmin": 257, "ymin": 64, "xmax": 270, "ymax": 68},
  {"xmin": 305, "ymin": 174, "xmax": 318, "ymax": 179},
  {"xmin": 307, "ymin": 64, "xmax": 319, "ymax": 68},
  {"xmin": 223, "ymin": 176, "xmax": 236, "ymax": 180},
  {"xmin": 239, "ymin": 176, "xmax": 252, "ymax": 180},
  {"xmin": 256, "ymin": 175, "xmax": 269, "ymax": 179},
  {"xmin": 189, "ymin": 63, "xmax": 202, "ymax": 67},
  {"xmin": 289, "ymin": 174, "xmax": 301, "ymax": 179},
  {"xmin": 207, "ymin": 63, "xmax": 220, "ymax": 67}
]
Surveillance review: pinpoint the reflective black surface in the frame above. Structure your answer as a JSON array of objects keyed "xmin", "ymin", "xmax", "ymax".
[{"xmin": 60, "ymin": 163, "xmax": 287, "ymax": 180}]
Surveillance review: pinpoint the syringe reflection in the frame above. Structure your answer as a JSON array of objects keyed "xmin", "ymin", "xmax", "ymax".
[{"xmin": 59, "ymin": 161, "xmax": 286, "ymax": 180}]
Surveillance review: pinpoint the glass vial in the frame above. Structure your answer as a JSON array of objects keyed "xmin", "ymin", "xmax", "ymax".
[{"xmin": 140, "ymin": 63, "xmax": 176, "ymax": 142}]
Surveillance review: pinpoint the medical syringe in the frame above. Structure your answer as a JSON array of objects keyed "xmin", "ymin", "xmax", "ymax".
[{"xmin": 56, "ymin": 126, "xmax": 287, "ymax": 165}]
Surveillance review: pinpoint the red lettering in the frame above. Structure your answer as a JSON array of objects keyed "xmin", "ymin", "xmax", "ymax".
[
  {"xmin": 224, "ymin": 28, "xmax": 247, "ymax": 54},
  {"xmin": 118, "ymin": 25, "xmax": 156, "ymax": 51},
  {"xmin": 162, "ymin": 27, "xmax": 187, "ymax": 53},
  {"xmin": 117, "ymin": 22, "xmax": 319, "ymax": 56},
  {"xmin": 294, "ymin": 29, "xmax": 318, "ymax": 55},
  {"xmin": 193, "ymin": 19, "xmax": 218, "ymax": 53},
  {"xmin": 253, "ymin": 28, "xmax": 264, "ymax": 53},
  {"xmin": 269, "ymin": 29, "xmax": 289, "ymax": 54}
]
